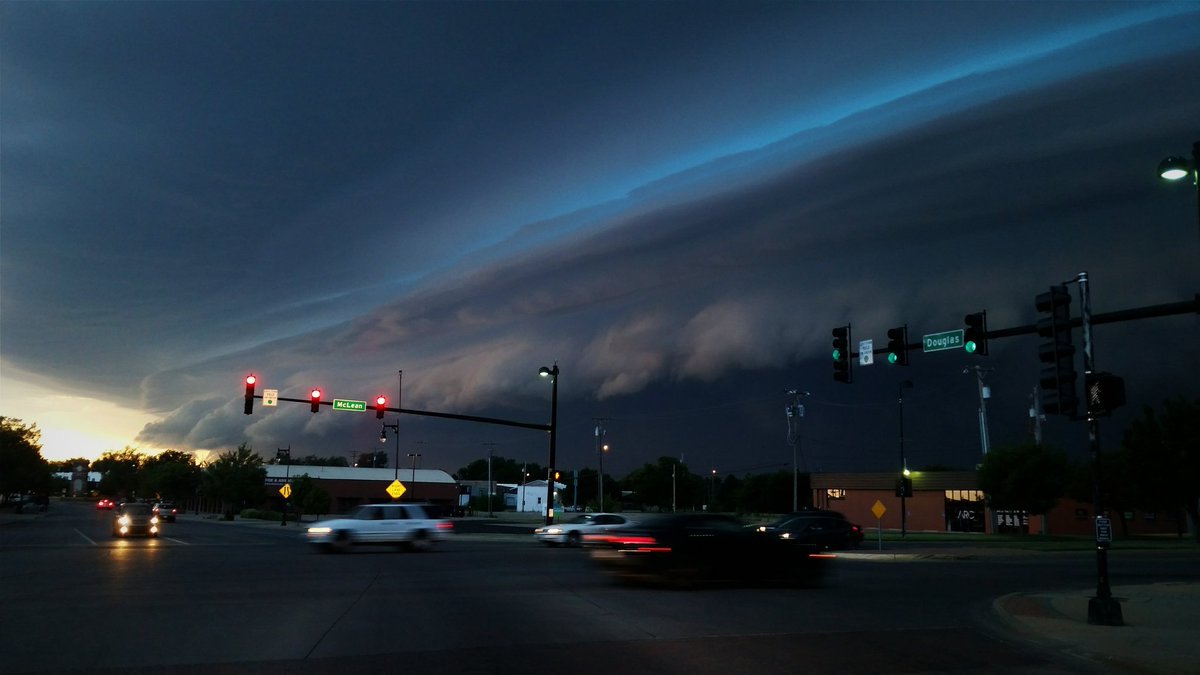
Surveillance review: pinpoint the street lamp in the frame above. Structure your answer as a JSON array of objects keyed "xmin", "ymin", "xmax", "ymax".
[
  {"xmin": 407, "ymin": 452, "xmax": 422, "ymax": 494},
  {"xmin": 539, "ymin": 363, "xmax": 559, "ymax": 525},
  {"xmin": 1157, "ymin": 140, "xmax": 1200, "ymax": 236},
  {"xmin": 898, "ymin": 380, "xmax": 914, "ymax": 537},
  {"xmin": 786, "ymin": 389, "xmax": 811, "ymax": 512}
]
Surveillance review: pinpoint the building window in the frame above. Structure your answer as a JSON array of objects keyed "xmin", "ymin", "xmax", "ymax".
[
  {"xmin": 826, "ymin": 489, "xmax": 846, "ymax": 500},
  {"xmin": 944, "ymin": 490, "xmax": 983, "ymax": 502}
]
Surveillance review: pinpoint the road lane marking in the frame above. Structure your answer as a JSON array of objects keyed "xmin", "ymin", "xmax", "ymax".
[
  {"xmin": 165, "ymin": 537, "xmax": 190, "ymax": 545},
  {"xmin": 74, "ymin": 529, "xmax": 97, "ymax": 545}
]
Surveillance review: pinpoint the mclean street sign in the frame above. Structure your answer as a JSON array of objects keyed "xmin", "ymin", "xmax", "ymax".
[{"xmin": 332, "ymin": 399, "xmax": 367, "ymax": 412}]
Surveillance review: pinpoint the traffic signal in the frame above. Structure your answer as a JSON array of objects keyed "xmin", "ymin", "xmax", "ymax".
[
  {"xmin": 964, "ymin": 311, "xmax": 988, "ymax": 355},
  {"xmin": 894, "ymin": 476, "xmax": 912, "ymax": 498},
  {"xmin": 243, "ymin": 374, "xmax": 256, "ymax": 415},
  {"xmin": 886, "ymin": 325, "xmax": 909, "ymax": 365},
  {"xmin": 1035, "ymin": 285, "xmax": 1078, "ymax": 417},
  {"xmin": 832, "ymin": 324, "xmax": 852, "ymax": 384},
  {"xmin": 375, "ymin": 395, "xmax": 387, "ymax": 419},
  {"xmin": 309, "ymin": 388, "xmax": 322, "ymax": 413}
]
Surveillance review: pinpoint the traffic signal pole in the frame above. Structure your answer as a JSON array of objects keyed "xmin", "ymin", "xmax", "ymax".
[{"xmin": 1078, "ymin": 272, "xmax": 1123, "ymax": 626}]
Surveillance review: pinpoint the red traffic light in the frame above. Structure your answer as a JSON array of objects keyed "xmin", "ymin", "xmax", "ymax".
[
  {"xmin": 243, "ymin": 374, "xmax": 257, "ymax": 415},
  {"xmin": 309, "ymin": 388, "xmax": 322, "ymax": 413},
  {"xmin": 375, "ymin": 395, "xmax": 387, "ymax": 419}
]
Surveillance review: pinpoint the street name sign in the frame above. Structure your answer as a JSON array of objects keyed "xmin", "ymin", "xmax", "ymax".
[
  {"xmin": 923, "ymin": 329, "xmax": 965, "ymax": 352},
  {"xmin": 859, "ymin": 339, "xmax": 874, "ymax": 366},
  {"xmin": 332, "ymin": 399, "xmax": 367, "ymax": 412},
  {"xmin": 263, "ymin": 389, "xmax": 278, "ymax": 407}
]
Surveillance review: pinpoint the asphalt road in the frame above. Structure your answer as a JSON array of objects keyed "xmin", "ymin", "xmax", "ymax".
[{"xmin": 2, "ymin": 502, "xmax": 1195, "ymax": 674}]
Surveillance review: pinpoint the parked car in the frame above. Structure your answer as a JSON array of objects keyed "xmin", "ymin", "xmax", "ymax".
[
  {"xmin": 305, "ymin": 503, "xmax": 454, "ymax": 553},
  {"xmin": 534, "ymin": 513, "xmax": 634, "ymax": 547},
  {"xmin": 152, "ymin": 501, "xmax": 178, "ymax": 523},
  {"xmin": 96, "ymin": 498, "xmax": 116, "ymax": 510},
  {"xmin": 756, "ymin": 510, "xmax": 864, "ymax": 550},
  {"xmin": 584, "ymin": 513, "xmax": 831, "ymax": 588},
  {"xmin": 112, "ymin": 502, "xmax": 160, "ymax": 538},
  {"xmin": 14, "ymin": 495, "xmax": 48, "ymax": 513}
]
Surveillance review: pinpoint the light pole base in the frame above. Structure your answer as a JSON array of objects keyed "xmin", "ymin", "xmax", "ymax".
[{"xmin": 1087, "ymin": 596, "xmax": 1124, "ymax": 626}]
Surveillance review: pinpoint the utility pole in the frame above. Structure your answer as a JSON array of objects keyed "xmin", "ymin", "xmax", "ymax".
[
  {"xmin": 593, "ymin": 418, "xmax": 609, "ymax": 511},
  {"xmin": 963, "ymin": 366, "xmax": 994, "ymax": 456},
  {"xmin": 1029, "ymin": 386, "xmax": 1044, "ymax": 444},
  {"xmin": 786, "ymin": 390, "xmax": 811, "ymax": 512},
  {"xmin": 898, "ymin": 381, "xmax": 913, "ymax": 537},
  {"xmin": 483, "ymin": 442, "xmax": 496, "ymax": 517}
]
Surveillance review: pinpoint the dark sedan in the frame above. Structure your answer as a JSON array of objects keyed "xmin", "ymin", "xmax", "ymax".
[
  {"xmin": 756, "ymin": 510, "xmax": 864, "ymax": 550},
  {"xmin": 584, "ymin": 513, "xmax": 832, "ymax": 588},
  {"xmin": 112, "ymin": 502, "xmax": 160, "ymax": 538}
]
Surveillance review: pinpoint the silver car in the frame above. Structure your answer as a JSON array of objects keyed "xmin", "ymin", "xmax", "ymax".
[
  {"xmin": 305, "ymin": 503, "xmax": 454, "ymax": 553},
  {"xmin": 534, "ymin": 513, "xmax": 634, "ymax": 547}
]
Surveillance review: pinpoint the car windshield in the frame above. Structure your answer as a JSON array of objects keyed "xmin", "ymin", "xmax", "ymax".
[
  {"xmin": 568, "ymin": 515, "xmax": 596, "ymax": 525},
  {"xmin": 120, "ymin": 504, "xmax": 151, "ymax": 515}
]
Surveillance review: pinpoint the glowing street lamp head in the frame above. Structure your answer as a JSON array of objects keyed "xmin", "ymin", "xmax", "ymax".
[{"xmin": 1158, "ymin": 156, "xmax": 1190, "ymax": 181}]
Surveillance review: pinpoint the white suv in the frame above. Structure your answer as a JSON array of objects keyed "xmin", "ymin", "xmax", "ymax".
[{"xmin": 305, "ymin": 503, "xmax": 454, "ymax": 553}]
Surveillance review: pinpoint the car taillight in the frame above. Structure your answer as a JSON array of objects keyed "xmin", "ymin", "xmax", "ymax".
[{"xmin": 436, "ymin": 521, "xmax": 454, "ymax": 531}]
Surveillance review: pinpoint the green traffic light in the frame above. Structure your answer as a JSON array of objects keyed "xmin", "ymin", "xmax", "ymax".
[
  {"xmin": 832, "ymin": 348, "xmax": 842, "ymax": 361},
  {"xmin": 888, "ymin": 353, "xmax": 898, "ymax": 364},
  {"xmin": 965, "ymin": 341, "xmax": 977, "ymax": 354}
]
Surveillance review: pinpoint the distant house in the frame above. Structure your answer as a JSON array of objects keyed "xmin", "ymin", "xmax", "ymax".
[{"xmin": 497, "ymin": 480, "xmax": 566, "ymax": 515}]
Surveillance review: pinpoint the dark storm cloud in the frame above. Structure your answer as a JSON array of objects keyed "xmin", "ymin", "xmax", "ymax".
[{"xmin": 2, "ymin": 2, "xmax": 1197, "ymax": 473}]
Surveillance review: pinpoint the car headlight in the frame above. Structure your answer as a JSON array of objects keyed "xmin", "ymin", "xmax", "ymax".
[
  {"xmin": 781, "ymin": 532, "xmax": 792, "ymax": 539},
  {"xmin": 119, "ymin": 516, "xmax": 131, "ymax": 526},
  {"xmin": 151, "ymin": 516, "xmax": 159, "ymax": 524},
  {"xmin": 545, "ymin": 527, "xmax": 564, "ymax": 535},
  {"xmin": 308, "ymin": 527, "xmax": 332, "ymax": 534}
]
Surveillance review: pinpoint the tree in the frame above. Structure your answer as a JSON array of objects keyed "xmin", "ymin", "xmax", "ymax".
[
  {"xmin": 94, "ymin": 447, "xmax": 147, "ymax": 499},
  {"xmin": 199, "ymin": 444, "xmax": 266, "ymax": 519},
  {"xmin": 0, "ymin": 417, "xmax": 50, "ymax": 500},
  {"xmin": 355, "ymin": 451, "xmax": 388, "ymax": 468},
  {"xmin": 140, "ymin": 450, "xmax": 201, "ymax": 502},
  {"xmin": 1123, "ymin": 397, "xmax": 1200, "ymax": 541},
  {"xmin": 291, "ymin": 474, "xmax": 332, "ymax": 517},
  {"xmin": 455, "ymin": 456, "xmax": 543, "ymax": 484},
  {"xmin": 49, "ymin": 457, "xmax": 92, "ymax": 473},
  {"xmin": 977, "ymin": 443, "xmax": 1074, "ymax": 523},
  {"xmin": 735, "ymin": 470, "xmax": 799, "ymax": 514},
  {"xmin": 294, "ymin": 455, "xmax": 349, "ymax": 467},
  {"xmin": 621, "ymin": 457, "xmax": 690, "ymax": 511}
]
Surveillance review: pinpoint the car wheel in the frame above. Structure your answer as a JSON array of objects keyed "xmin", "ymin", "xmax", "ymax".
[
  {"xmin": 332, "ymin": 530, "xmax": 353, "ymax": 553},
  {"xmin": 407, "ymin": 530, "xmax": 432, "ymax": 552},
  {"xmin": 567, "ymin": 531, "xmax": 582, "ymax": 547}
]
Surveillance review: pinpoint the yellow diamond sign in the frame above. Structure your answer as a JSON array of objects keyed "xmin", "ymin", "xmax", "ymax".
[
  {"xmin": 871, "ymin": 499, "xmax": 887, "ymax": 520},
  {"xmin": 279, "ymin": 483, "xmax": 292, "ymax": 499},
  {"xmin": 387, "ymin": 480, "xmax": 406, "ymax": 499}
]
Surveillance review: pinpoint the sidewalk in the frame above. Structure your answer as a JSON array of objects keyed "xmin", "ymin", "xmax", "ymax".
[{"xmin": 995, "ymin": 582, "xmax": 1200, "ymax": 674}]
